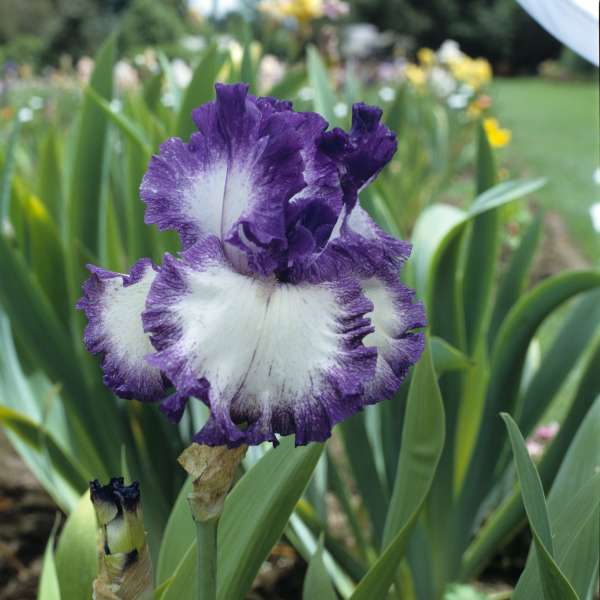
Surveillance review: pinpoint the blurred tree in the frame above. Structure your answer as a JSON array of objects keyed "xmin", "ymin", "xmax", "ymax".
[
  {"xmin": 0, "ymin": 0, "xmax": 54, "ymax": 43},
  {"xmin": 349, "ymin": 0, "xmax": 561, "ymax": 72},
  {"xmin": 0, "ymin": 0, "xmax": 187, "ymax": 66},
  {"xmin": 119, "ymin": 0, "xmax": 186, "ymax": 52}
]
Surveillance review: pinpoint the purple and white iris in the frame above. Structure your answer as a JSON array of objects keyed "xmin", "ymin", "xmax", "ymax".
[{"xmin": 77, "ymin": 83, "xmax": 425, "ymax": 447}]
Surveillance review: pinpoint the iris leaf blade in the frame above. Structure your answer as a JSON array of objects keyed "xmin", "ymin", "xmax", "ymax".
[
  {"xmin": 0, "ymin": 406, "xmax": 89, "ymax": 494},
  {"xmin": 156, "ymin": 477, "xmax": 193, "ymax": 585},
  {"xmin": 430, "ymin": 336, "xmax": 472, "ymax": 376},
  {"xmin": 176, "ymin": 43, "xmax": 226, "ymax": 141},
  {"xmin": 303, "ymin": 537, "xmax": 338, "ymax": 600},
  {"xmin": 339, "ymin": 412, "xmax": 388, "ymax": 546},
  {"xmin": 54, "ymin": 492, "xmax": 98, "ymax": 600},
  {"xmin": 38, "ymin": 525, "xmax": 61, "ymax": 600},
  {"xmin": 502, "ymin": 414, "xmax": 578, "ymax": 600},
  {"xmin": 218, "ymin": 437, "xmax": 323, "ymax": 599},
  {"xmin": 462, "ymin": 336, "xmax": 600, "ymax": 579},
  {"xmin": 463, "ymin": 122, "xmax": 499, "ymax": 354},
  {"xmin": 68, "ymin": 34, "xmax": 115, "ymax": 260},
  {"xmin": 456, "ymin": 270, "xmax": 600, "ymax": 549},
  {"xmin": 517, "ymin": 288, "xmax": 600, "ymax": 437},
  {"xmin": 488, "ymin": 214, "xmax": 543, "ymax": 347},
  {"xmin": 307, "ymin": 45, "xmax": 337, "ymax": 125},
  {"xmin": 351, "ymin": 340, "xmax": 444, "ymax": 600}
]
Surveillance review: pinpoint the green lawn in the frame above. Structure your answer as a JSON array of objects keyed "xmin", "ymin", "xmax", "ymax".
[{"xmin": 491, "ymin": 76, "xmax": 600, "ymax": 264}]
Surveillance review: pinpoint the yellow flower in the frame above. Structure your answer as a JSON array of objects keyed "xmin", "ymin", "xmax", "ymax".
[
  {"xmin": 405, "ymin": 64, "xmax": 426, "ymax": 88},
  {"xmin": 484, "ymin": 118, "xmax": 512, "ymax": 148},
  {"xmin": 449, "ymin": 56, "xmax": 492, "ymax": 90},
  {"xmin": 472, "ymin": 58, "xmax": 492, "ymax": 86},
  {"xmin": 260, "ymin": 0, "xmax": 323, "ymax": 23},
  {"xmin": 417, "ymin": 47, "xmax": 435, "ymax": 67}
]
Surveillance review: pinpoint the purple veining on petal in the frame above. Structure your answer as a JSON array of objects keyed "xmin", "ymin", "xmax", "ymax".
[
  {"xmin": 140, "ymin": 83, "xmax": 307, "ymax": 277},
  {"xmin": 143, "ymin": 236, "xmax": 380, "ymax": 447},
  {"xmin": 360, "ymin": 272, "xmax": 426, "ymax": 403},
  {"xmin": 319, "ymin": 103, "xmax": 397, "ymax": 209},
  {"xmin": 287, "ymin": 206, "xmax": 412, "ymax": 284},
  {"xmin": 282, "ymin": 103, "xmax": 402, "ymax": 282},
  {"xmin": 76, "ymin": 258, "xmax": 167, "ymax": 402}
]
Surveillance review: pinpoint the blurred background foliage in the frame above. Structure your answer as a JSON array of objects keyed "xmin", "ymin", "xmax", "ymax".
[{"xmin": 0, "ymin": 0, "xmax": 594, "ymax": 73}]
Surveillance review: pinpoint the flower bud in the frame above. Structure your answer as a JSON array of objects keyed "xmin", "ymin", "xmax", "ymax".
[{"xmin": 90, "ymin": 478, "xmax": 152, "ymax": 600}]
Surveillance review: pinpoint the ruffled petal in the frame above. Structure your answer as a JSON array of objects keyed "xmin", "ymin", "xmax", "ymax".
[
  {"xmin": 76, "ymin": 259, "xmax": 165, "ymax": 401},
  {"xmin": 143, "ymin": 236, "xmax": 378, "ymax": 446},
  {"xmin": 288, "ymin": 205, "xmax": 412, "ymax": 283},
  {"xmin": 285, "ymin": 103, "xmax": 402, "ymax": 282},
  {"xmin": 360, "ymin": 274, "xmax": 426, "ymax": 403},
  {"xmin": 318, "ymin": 103, "xmax": 397, "ymax": 208},
  {"xmin": 159, "ymin": 381, "xmax": 209, "ymax": 424},
  {"xmin": 140, "ymin": 83, "xmax": 306, "ymax": 276}
]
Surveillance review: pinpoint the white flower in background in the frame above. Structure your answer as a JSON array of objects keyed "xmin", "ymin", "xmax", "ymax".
[
  {"xmin": 298, "ymin": 86, "xmax": 315, "ymax": 101},
  {"xmin": 376, "ymin": 59, "xmax": 406, "ymax": 82},
  {"xmin": 593, "ymin": 167, "xmax": 600, "ymax": 185},
  {"xmin": 333, "ymin": 102, "xmax": 348, "ymax": 118},
  {"xmin": 161, "ymin": 92, "xmax": 177, "ymax": 107},
  {"xmin": 18, "ymin": 107, "xmax": 33, "ymax": 122},
  {"xmin": 447, "ymin": 93, "xmax": 469, "ymax": 110},
  {"xmin": 437, "ymin": 39, "xmax": 464, "ymax": 64},
  {"xmin": 342, "ymin": 24, "xmax": 395, "ymax": 59},
  {"xmin": 181, "ymin": 35, "xmax": 206, "ymax": 53},
  {"xmin": 526, "ymin": 439, "xmax": 544, "ymax": 459},
  {"xmin": 29, "ymin": 96, "xmax": 44, "ymax": 110},
  {"xmin": 190, "ymin": 0, "xmax": 241, "ymax": 18},
  {"xmin": 110, "ymin": 99, "xmax": 123, "ymax": 113},
  {"xmin": 217, "ymin": 35, "xmax": 244, "ymax": 68},
  {"xmin": 77, "ymin": 56, "xmax": 95, "ymax": 84},
  {"xmin": 257, "ymin": 54, "xmax": 285, "ymax": 92},
  {"xmin": 378, "ymin": 86, "xmax": 396, "ymax": 103},
  {"xmin": 458, "ymin": 83, "xmax": 475, "ymax": 96},
  {"xmin": 135, "ymin": 48, "xmax": 159, "ymax": 73},
  {"xmin": 114, "ymin": 60, "xmax": 139, "ymax": 91},
  {"xmin": 590, "ymin": 203, "xmax": 600, "ymax": 233},
  {"xmin": 172, "ymin": 59, "xmax": 193, "ymax": 88},
  {"xmin": 429, "ymin": 66, "xmax": 456, "ymax": 97},
  {"xmin": 1, "ymin": 217, "xmax": 15, "ymax": 239}
]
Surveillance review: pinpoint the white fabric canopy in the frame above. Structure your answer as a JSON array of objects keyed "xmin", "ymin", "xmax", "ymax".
[{"xmin": 516, "ymin": 0, "xmax": 599, "ymax": 65}]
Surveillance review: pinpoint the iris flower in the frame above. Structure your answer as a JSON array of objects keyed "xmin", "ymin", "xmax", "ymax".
[{"xmin": 77, "ymin": 83, "xmax": 425, "ymax": 447}]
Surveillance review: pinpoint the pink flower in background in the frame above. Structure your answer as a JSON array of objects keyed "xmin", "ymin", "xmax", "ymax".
[{"xmin": 526, "ymin": 421, "xmax": 560, "ymax": 459}]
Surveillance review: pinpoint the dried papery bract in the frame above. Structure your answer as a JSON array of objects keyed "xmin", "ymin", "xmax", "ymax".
[
  {"xmin": 90, "ymin": 478, "xmax": 153, "ymax": 600},
  {"xmin": 178, "ymin": 443, "xmax": 248, "ymax": 521},
  {"xmin": 178, "ymin": 443, "xmax": 247, "ymax": 600}
]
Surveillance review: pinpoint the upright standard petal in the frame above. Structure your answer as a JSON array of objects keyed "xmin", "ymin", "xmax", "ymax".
[
  {"xmin": 140, "ymin": 83, "xmax": 306, "ymax": 276},
  {"xmin": 77, "ymin": 259, "xmax": 165, "ymax": 401},
  {"xmin": 287, "ymin": 103, "xmax": 404, "ymax": 282},
  {"xmin": 318, "ymin": 103, "xmax": 397, "ymax": 208},
  {"xmin": 143, "ymin": 237, "xmax": 377, "ymax": 446},
  {"xmin": 360, "ymin": 274, "xmax": 426, "ymax": 403}
]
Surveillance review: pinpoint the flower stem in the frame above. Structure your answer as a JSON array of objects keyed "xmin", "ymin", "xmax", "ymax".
[
  {"xmin": 177, "ymin": 444, "xmax": 247, "ymax": 600},
  {"xmin": 195, "ymin": 517, "xmax": 218, "ymax": 600}
]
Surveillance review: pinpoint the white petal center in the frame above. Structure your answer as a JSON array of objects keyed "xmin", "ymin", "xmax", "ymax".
[
  {"xmin": 101, "ymin": 268, "xmax": 157, "ymax": 368},
  {"xmin": 174, "ymin": 263, "xmax": 343, "ymax": 411}
]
